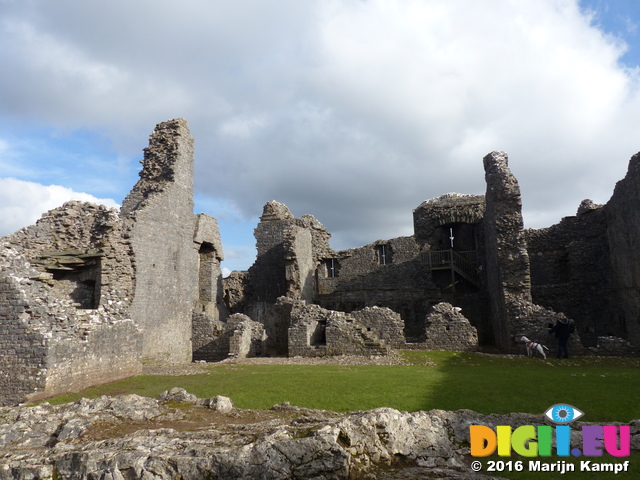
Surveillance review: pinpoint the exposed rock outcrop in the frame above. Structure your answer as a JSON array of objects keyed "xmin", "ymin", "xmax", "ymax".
[{"xmin": 9, "ymin": 390, "xmax": 622, "ymax": 479}]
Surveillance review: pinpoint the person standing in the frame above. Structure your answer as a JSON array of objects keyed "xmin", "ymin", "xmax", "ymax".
[{"xmin": 548, "ymin": 313, "xmax": 575, "ymax": 359}]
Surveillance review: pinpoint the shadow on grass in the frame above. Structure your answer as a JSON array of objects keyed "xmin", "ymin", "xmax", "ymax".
[
  {"xmin": 417, "ymin": 352, "xmax": 640, "ymax": 423},
  {"xmin": 45, "ymin": 352, "xmax": 640, "ymax": 423}
]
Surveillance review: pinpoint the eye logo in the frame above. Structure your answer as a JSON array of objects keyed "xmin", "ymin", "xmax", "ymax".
[{"xmin": 544, "ymin": 404, "xmax": 584, "ymax": 424}]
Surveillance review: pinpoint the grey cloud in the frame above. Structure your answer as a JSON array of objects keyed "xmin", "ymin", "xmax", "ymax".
[{"xmin": 1, "ymin": 0, "xmax": 640, "ymax": 256}]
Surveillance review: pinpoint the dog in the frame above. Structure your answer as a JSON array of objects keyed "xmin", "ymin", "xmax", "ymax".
[{"xmin": 519, "ymin": 335, "xmax": 549, "ymax": 359}]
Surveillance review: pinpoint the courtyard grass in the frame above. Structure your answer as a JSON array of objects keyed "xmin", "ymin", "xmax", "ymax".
[{"xmin": 47, "ymin": 351, "xmax": 640, "ymax": 423}]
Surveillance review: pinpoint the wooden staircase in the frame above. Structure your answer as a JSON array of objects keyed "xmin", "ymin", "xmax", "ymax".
[{"xmin": 421, "ymin": 249, "xmax": 482, "ymax": 288}]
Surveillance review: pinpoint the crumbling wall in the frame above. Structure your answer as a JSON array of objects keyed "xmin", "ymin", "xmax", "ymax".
[
  {"xmin": 591, "ymin": 336, "xmax": 637, "ymax": 356},
  {"xmin": 287, "ymin": 300, "xmax": 400, "ymax": 357},
  {"xmin": 194, "ymin": 213, "xmax": 228, "ymax": 322},
  {"xmin": 482, "ymin": 151, "xmax": 532, "ymax": 350},
  {"xmin": 0, "ymin": 245, "xmax": 49, "ymax": 405},
  {"xmin": 526, "ymin": 203, "xmax": 612, "ymax": 346},
  {"xmin": 411, "ymin": 193, "xmax": 490, "ymax": 341},
  {"xmin": 351, "ymin": 307, "xmax": 406, "ymax": 348},
  {"xmin": 242, "ymin": 201, "xmax": 331, "ymax": 347},
  {"xmin": 416, "ymin": 302, "xmax": 478, "ymax": 351},
  {"xmin": 121, "ymin": 119, "xmax": 198, "ymax": 363},
  {"xmin": 8, "ymin": 201, "xmax": 135, "ymax": 310},
  {"xmin": 192, "ymin": 313, "xmax": 266, "ymax": 362},
  {"xmin": 314, "ymin": 236, "xmax": 433, "ymax": 341},
  {"xmin": 261, "ymin": 296, "xmax": 297, "ymax": 355},
  {"xmin": 228, "ymin": 314, "xmax": 267, "ymax": 358},
  {"xmin": 284, "ymin": 223, "xmax": 315, "ymax": 303},
  {"xmin": 605, "ymin": 152, "xmax": 640, "ymax": 347},
  {"xmin": 223, "ymin": 271, "xmax": 250, "ymax": 314},
  {"xmin": 0, "ymin": 201, "xmax": 141, "ymax": 406},
  {"xmin": 249, "ymin": 202, "xmax": 331, "ymax": 307},
  {"xmin": 247, "ymin": 201, "xmax": 293, "ymax": 312},
  {"xmin": 413, "ymin": 193, "xmax": 485, "ymax": 247},
  {"xmin": 287, "ymin": 301, "xmax": 330, "ymax": 357}
]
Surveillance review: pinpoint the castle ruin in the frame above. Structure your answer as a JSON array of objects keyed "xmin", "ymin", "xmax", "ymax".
[{"xmin": 1, "ymin": 118, "xmax": 638, "ymax": 405}]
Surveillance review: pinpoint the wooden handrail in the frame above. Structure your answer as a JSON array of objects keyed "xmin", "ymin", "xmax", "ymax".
[{"xmin": 421, "ymin": 249, "xmax": 481, "ymax": 287}]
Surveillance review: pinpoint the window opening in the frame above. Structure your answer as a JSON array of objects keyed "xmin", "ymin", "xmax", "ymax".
[
  {"xmin": 198, "ymin": 242, "xmax": 217, "ymax": 304},
  {"xmin": 46, "ymin": 255, "xmax": 102, "ymax": 309},
  {"xmin": 376, "ymin": 244, "xmax": 391, "ymax": 265},
  {"xmin": 327, "ymin": 258, "xmax": 336, "ymax": 278}
]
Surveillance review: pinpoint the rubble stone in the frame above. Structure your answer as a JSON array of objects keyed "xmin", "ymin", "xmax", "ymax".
[{"xmin": 0, "ymin": 391, "xmax": 636, "ymax": 480}]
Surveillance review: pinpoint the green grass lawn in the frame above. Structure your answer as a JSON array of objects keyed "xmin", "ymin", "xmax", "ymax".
[
  {"xmin": 47, "ymin": 351, "xmax": 640, "ymax": 423},
  {"xmin": 42, "ymin": 352, "xmax": 640, "ymax": 479}
]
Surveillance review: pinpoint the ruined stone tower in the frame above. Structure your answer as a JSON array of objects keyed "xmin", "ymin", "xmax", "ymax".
[
  {"xmin": 482, "ymin": 151, "xmax": 532, "ymax": 350},
  {"xmin": 0, "ymin": 118, "xmax": 229, "ymax": 405},
  {"xmin": 121, "ymin": 119, "xmax": 199, "ymax": 363}
]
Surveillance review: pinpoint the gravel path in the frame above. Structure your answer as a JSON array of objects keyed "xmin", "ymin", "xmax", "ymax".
[{"xmin": 142, "ymin": 351, "xmax": 410, "ymax": 376}]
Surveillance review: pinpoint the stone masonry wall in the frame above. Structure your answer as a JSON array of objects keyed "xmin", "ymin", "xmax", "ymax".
[
  {"xmin": 284, "ymin": 225, "xmax": 314, "ymax": 303},
  {"xmin": 191, "ymin": 313, "xmax": 227, "ymax": 362},
  {"xmin": 0, "ymin": 201, "xmax": 141, "ymax": 406},
  {"xmin": 605, "ymin": 152, "xmax": 640, "ymax": 347},
  {"xmin": 314, "ymin": 236, "xmax": 433, "ymax": 340},
  {"xmin": 526, "ymin": 205, "xmax": 613, "ymax": 346},
  {"xmin": 193, "ymin": 213, "xmax": 228, "ymax": 322},
  {"xmin": 482, "ymin": 151, "xmax": 532, "ymax": 350},
  {"xmin": 248, "ymin": 202, "xmax": 332, "ymax": 312},
  {"xmin": 121, "ymin": 119, "xmax": 198, "ymax": 363},
  {"xmin": 418, "ymin": 302, "xmax": 478, "ymax": 351},
  {"xmin": 192, "ymin": 313, "xmax": 265, "ymax": 362},
  {"xmin": 247, "ymin": 201, "xmax": 293, "ymax": 311},
  {"xmin": 351, "ymin": 307, "xmax": 406, "ymax": 348},
  {"xmin": 413, "ymin": 193, "xmax": 485, "ymax": 246},
  {"xmin": 287, "ymin": 300, "xmax": 399, "ymax": 357},
  {"xmin": 41, "ymin": 316, "xmax": 141, "ymax": 400},
  {"xmin": 0, "ymin": 245, "xmax": 48, "ymax": 405}
]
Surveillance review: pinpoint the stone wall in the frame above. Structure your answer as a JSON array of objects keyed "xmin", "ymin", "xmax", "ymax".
[
  {"xmin": 252, "ymin": 203, "xmax": 331, "ymax": 306},
  {"xmin": 193, "ymin": 313, "xmax": 266, "ymax": 362},
  {"xmin": 413, "ymin": 193, "xmax": 485, "ymax": 247},
  {"xmin": 526, "ymin": 205, "xmax": 613, "ymax": 346},
  {"xmin": 482, "ymin": 151, "xmax": 532, "ymax": 350},
  {"xmin": 351, "ymin": 306, "xmax": 406, "ymax": 348},
  {"xmin": 193, "ymin": 213, "xmax": 228, "ymax": 322},
  {"xmin": 605, "ymin": 152, "xmax": 640, "ymax": 347},
  {"xmin": 191, "ymin": 313, "xmax": 227, "ymax": 362},
  {"xmin": 314, "ymin": 236, "xmax": 433, "ymax": 340},
  {"xmin": 411, "ymin": 193, "xmax": 490, "ymax": 340},
  {"xmin": 41, "ymin": 316, "xmax": 141, "ymax": 400},
  {"xmin": 222, "ymin": 271, "xmax": 250, "ymax": 314},
  {"xmin": 241, "ymin": 201, "xmax": 332, "ymax": 347},
  {"xmin": 284, "ymin": 224, "xmax": 315, "ymax": 302},
  {"xmin": 121, "ymin": 119, "xmax": 198, "ymax": 363},
  {"xmin": 591, "ymin": 336, "xmax": 637, "ymax": 356},
  {"xmin": 247, "ymin": 201, "xmax": 293, "ymax": 311},
  {"xmin": 287, "ymin": 300, "xmax": 400, "ymax": 357},
  {"xmin": 0, "ymin": 201, "xmax": 141, "ymax": 406},
  {"xmin": 193, "ymin": 313, "xmax": 267, "ymax": 362},
  {"xmin": 416, "ymin": 302, "xmax": 478, "ymax": 351},
  {"xmin": 0, "ymin": 246, "xmax": 49, "ymax": 405},
  {"xmin": 0, "ymin": 118, "xmax": 232, "ymax": 405}
]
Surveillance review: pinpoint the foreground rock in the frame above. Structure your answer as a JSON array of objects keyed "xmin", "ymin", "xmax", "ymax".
[{"xmin": 1, "ymin": 389, "xmax": 637, "ymax": 479}]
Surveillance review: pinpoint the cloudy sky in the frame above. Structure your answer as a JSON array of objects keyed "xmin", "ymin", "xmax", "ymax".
[{"xmin": 1, "ymin": 0, "xmax": 639, "ymax": 273}]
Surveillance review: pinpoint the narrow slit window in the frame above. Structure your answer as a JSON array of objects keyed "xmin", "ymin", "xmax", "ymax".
[
  {"xmin": 327, "ymin": 258, "xmax": 337, "ymax": 278},
  {"xmin": 377, "ymin": 245, "xmax": 390, "ymax": 265}
]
